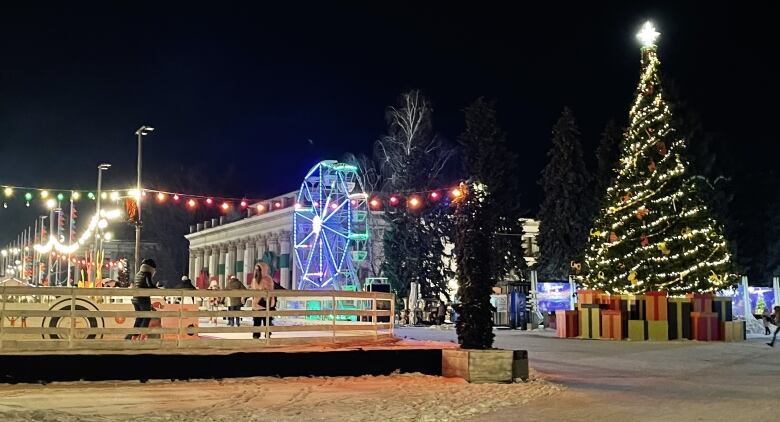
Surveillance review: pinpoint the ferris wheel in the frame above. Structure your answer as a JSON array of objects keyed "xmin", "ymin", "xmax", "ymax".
[{"xmin": 293, "ymin": 160, "xmax": 368, "ymax": 290}]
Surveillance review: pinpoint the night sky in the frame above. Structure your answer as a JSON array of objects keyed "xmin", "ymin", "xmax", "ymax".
[{"xmin": 1, "ymin": 2, "xmax": 777, "ymax": 244}]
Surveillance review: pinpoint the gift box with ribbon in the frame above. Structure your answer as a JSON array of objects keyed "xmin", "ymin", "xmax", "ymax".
[
  {"xmin": 667, "ymin": 297, "xmax": 692, "ymax": 340},
  {"xmin": 621, "ymin": 294, "xmax": 645, "ymax": 321},
  {"xmin": 645, "ymin": 291, "xmax": 668, "ymax": 321},
  {"xmin": 687, "ymin": 293, "xmax": 713, "ymax": 313},
  {"xmin": 579, "ymin": 304, "xmax": 601, "ymax": 339},
  {"xmin": 577, "ymin": 289, "xmax": 603, "ymax": 305},
  {"xmin": 712, "ymin": 297, "xmax": 732, "ymax": 322},
  {"xmin": 601, "ymin": 310, "xmax": 623, "ymax": 340},
  {"xmin": 555, "ymin": 310, "xmax": 579, "ymax": 338},
  {"xmin": 721, "ymin": 321, "xmax": 744, "ymax": 342},
  {"xmin": 628, "ymin": 320, "xmax": 647, "ymax": 341},
  {"xmin": 599, "ymin": 294, "xmax": 622, "ymax": 311},
  {"xmin": 648, "ymin": 320, "xmax": 669, "ymax": 341},
  {"xmin": 691, "ymin": 311, "xmax": 719, "ymax": 341}
]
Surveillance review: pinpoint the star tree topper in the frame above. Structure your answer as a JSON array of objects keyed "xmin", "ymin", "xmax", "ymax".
[{"xmin": 636, "ymin": 21, "xmax": 660, "ymax": 47}]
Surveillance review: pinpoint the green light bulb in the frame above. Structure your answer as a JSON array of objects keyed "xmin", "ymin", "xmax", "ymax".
[
  {"xmin": 87, "ymin": 192, "xmax": 95, "ymax": 200},
  {"xmin": 57, "ymin": 193, "xmax": 64, "ymax": 201},
  {"xmin": 24, "ymin": 192, "xmax": 32, "ymax": 201}
]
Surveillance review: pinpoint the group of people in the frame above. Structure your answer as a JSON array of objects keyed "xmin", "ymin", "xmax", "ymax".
[{"xmin": 126, "ymin": 259, "xmax": 277, "ymax": 340}]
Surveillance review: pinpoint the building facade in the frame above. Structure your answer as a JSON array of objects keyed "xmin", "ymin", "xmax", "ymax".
[{"xmin": 185, "ymin": 190, "xmax": 540, "ymax": 291}]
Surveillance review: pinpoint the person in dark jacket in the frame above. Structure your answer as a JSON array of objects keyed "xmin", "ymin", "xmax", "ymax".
[
  {"xmin": 227, "ymin": 276, "xmax": 246, "ymax": 326},
  {"xmin": 125, "ymin": 259, "xmax": 157, "ymax": 340},
  {"xmin": 180, "ymin": 276, "xmax": 197, "ymax": 290}
]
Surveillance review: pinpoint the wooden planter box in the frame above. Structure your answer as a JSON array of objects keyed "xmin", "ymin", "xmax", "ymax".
[{"xmin": 442, "ymin": 349, "xmax": 528, "ymax": 383}]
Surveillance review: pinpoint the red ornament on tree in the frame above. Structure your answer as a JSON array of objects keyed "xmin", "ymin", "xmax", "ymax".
[
  {"xmin": 640, "ymin": 233, "xmax": 649, "ymax": 247},
  {"xmin": 635, "ymin": 206, "xmax": 649, "ymax": 220},
  {"xmin": 609, "ymin": 231, "xmax": 618, "ymax": 242},
  {"xmin": 655, "ymin": 141, "xmax": 667, "ymax": 156}
]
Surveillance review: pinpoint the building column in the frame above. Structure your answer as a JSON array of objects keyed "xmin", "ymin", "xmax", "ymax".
[
  {"xmin": 266, "ymin": 233, "xmax": 279, "ymax": 282},
  {"xmin": 291, "ymin": 248, "xmax": 299, "ymax": 290},
  {"xmin": 188, "ymin": 251, "xmax": 197, "ymax": 281},
  {"xmin": 193, "ymin": 250, "xmax": 202, "ymax": 284},
  {"xmin": 279, "ymin": 230, "xmax": 291, "ymax": 289},
  {"xmin": 208, "ymin": 246, "xmax": 219, "ymax": 285},
  {"xmin": 235, "ymin": 241, "xmax": 245, "ymax": 284},
  {"xmin": 226, "ymin": 243, "xmax": 237, "ymax": 281},
  {"xmin": 218, "ymin": 245, "xmax": 227, "ymax": 288},
  {"xmin": 243, "ymin": 239, "xmax": 255, "ymax": 286},
  {"xmin": 255, "ymin": 235, "xmax": 266, "ymax": 263}
]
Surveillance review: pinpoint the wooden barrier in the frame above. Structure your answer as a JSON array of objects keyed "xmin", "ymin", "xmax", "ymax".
[{"xmin": 0, "ymin": 286, "xmax": 394, "ymax": 352}]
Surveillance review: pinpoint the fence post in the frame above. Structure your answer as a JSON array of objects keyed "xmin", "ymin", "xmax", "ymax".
[
  {"xmin": 332, "ymin": 293, "xmax": 337, "ymax": 343},
  {"xmin": 372, "ymin": 293, "xmax": 377, "ymax": 341},
  {"xmin": 265, "ymin": 290, "xmax": 270, "ymax": 345},
  {"xmin": 177, "ymin": 289, "xmax": 184, "ymax": 348},
  {"xmin": 390, "ymin": 294, "xmax": 395, "ymax": 336},
  {"xmin": 0, "ymin": 287, "xmax": 6, "ymax": 349},
  {"xmin": 69, "ymin": 288, "xmax": 76, "ymax": 348}
]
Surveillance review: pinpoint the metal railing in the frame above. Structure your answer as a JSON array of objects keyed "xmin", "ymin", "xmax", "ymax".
[{"xmin": 0, "ymin": 286, "xmax": 394, "ymax": 352}]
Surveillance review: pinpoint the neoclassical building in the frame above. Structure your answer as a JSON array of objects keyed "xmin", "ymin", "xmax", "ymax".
[
  {"xmin": 185, "ymin": 192, "xmax": 298, "ymax": 289},
  {"xmin": 185, "ymin": 190, "xmax": 540, "ymax": 291}
]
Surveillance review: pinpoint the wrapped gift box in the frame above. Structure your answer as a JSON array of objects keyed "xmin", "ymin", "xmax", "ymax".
[
  {"xmin": 600, "ymin": 295, "xmax": 622, "ymax": 311},
  {"xmin": 667, "ymin": 297, "xmax": 692, "ymax": 340},
  {"xmin": 628, "ymin": 320, "xmax": 647, "ymax": 341},
  {"xmin": 556, "ymin": 310, "xmax": 579, "ymax": 338},
  {"xmin": 712, "ymin": 297, "xmax": 733, "ymax": 322},
  {"xmin": 579, "ymin": 304, "xmax": 601, "ymax": 339},
  {"xmin": 648, "ymin": 320, "xmax": 669, "ymax": 341},
  {"xmin": 645, "ymin": 291, "xmax": 668, "ymax": 321},
  {"xmin": 578, "ymin": 289, "xmax": 603, "ymax": 305},
  {"xmin": 601, "ymin": 310, "xmax": 623, "ymax": 340},
  {"xmin": 687, "ymin": 293, "xmax": 713, "ymax": 313},
  {"xmin": 691, "ymin": 311, "xmax": 719, "ymax": 341},
  {"xmin": 721, "ymin": 321, "xmax": 743, "ymax": 342},
  {"xmin": 621, "ymin": 294, "xmax": 645, "ymax": 321}
]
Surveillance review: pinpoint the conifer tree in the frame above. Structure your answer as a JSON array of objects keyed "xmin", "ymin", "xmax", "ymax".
[
  {"xmin": 579, "ymin": 22, "xmax": 733, "ymax": 294},
  {"xmin": 594, "ymin": 120, "xmax": 623, "ymax": 199},
  {"xmin": 536, "ymin": 108, "xmax": 592, "ymax": 281}
]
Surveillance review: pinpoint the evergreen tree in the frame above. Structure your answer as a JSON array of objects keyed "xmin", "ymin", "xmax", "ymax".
[
  {"xmin": 453, "ymin": 182, "xmax": 494, "ymax": 349},
  {"xmin": 376, "ymin": 90, "xmax": 454, "ymax": 300},
  {"xmin": 579, "ymin": 23, "xmax": 733, "ymax": 294},
  {"xmin": 594, "ymin": 120, "xmax": 623, "ymax": 200},
  {"xmin": 536, "ymin": 108, "xmax": 592, "ymax": 281},
  {"xmin": 453, "ymin": 98, "xmax": 523, "ymax": 349}
]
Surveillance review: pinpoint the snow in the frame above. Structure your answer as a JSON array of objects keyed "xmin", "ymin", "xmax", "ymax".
[{"xmin": 0, "ymin": 326, "xmax": 777, "ymax": 421}]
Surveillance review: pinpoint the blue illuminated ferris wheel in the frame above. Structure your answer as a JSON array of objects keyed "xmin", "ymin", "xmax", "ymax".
[{"xmin": 294, "ymin": 161, "xmax": 368, "ymax": 290}]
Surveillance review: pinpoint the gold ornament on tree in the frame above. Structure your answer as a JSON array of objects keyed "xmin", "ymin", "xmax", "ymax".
[
  {"xmin": 635, "ymin": 206, "xmax": 649, "ymax": 220},
  {"xmin": 570, "ymin": 261, "xmax": 582, "ymax": 274},
  {"xmin": 648, "ymin": 159, "xmax": 656, "ymax": 173},
  {"xmin": 628, "ymin": 271, "xmax": 638, "ymax": 285},
  {"xmin": 657, "ymin": 242, "xmax": 670, "ymax": 255}
]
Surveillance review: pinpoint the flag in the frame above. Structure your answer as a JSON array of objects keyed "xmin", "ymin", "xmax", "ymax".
[{"xmin": 69, "ymin": 203, "xmax": 77, "ymax": 241}]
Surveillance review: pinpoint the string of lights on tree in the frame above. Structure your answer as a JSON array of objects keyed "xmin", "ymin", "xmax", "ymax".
[{"xmin": 576, "ymin": 22, "xmax": 733, "ymax": 295}]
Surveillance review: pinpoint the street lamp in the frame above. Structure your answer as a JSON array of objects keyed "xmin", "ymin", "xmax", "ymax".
[
  {"xmin": 94, "ymin": 163, "xmax": 111, "ymax": 284},
  {"xmin": 134, "ymin": 125, "xmax": 154, "ymax": 272}
]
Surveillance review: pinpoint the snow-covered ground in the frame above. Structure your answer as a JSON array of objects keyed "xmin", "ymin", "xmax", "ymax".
[
  {"xmin": 398, "ymin": 326, "xmax": 780, "ymax": 421},
  {"xmin": 0, "ymin": 326, "xmax": 777, "ymax": 421}
]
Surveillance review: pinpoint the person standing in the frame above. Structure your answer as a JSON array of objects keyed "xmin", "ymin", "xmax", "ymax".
[
  {"xmin": 763, "ymin": 308, "xmax": 772, "ymax": 336},
  {"xmin": 437, "ymin": 301, "xmax": 447, "ymax": 325},
  {"xmin": 250, "ymin": 263, "xmax": 276, "ymax": 339},
  {"xmin": 768, "ymin": 306, "xmax": 780, "ymax": 347},
  {"xmin": 126, "ymin": 259, "xmax": 157, "ymax": 340},
  {"xmin": 227, "ymin": 276, "xmax": 246, "ymax": 327}
]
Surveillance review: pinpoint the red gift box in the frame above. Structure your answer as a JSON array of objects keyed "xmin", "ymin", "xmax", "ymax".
[
  {"xmin": 577, "ymin": 289, "xmax": 603, "ymax": 305},
  {"xmin": 691, "ymin": 311, "xmax": 719, "ymax": 341},
  {"xmin": 600, "ymin": 294, "xmax": 622, "ymax": 311},
  {"xmin": 687, "ymin": 293, "xmax": 713, "ymax": 313},
  {"xmin": 601, "ymin": 310, "xmax": 623, "ymax": 340},
  {"xmin": 645, "ymin": 291, "xmax": 668, "ymax": 321},
  {"xmin": 556, "ymin": 310, "xmax": 579, "ymax": 338}
]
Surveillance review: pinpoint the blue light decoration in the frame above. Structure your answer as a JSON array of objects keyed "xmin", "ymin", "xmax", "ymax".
[{"xmin": 294, "ymin": 160, "xmax": 368, "ymax": 290}]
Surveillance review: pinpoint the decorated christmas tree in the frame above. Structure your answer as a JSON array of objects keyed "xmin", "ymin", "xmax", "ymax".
[{"xmin": 579, "ymin": 22, "xmax": 733, "ymax": 294}]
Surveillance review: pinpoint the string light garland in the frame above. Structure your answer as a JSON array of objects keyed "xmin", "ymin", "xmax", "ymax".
[{"xmin": 576, "ymin": 21, "xmax": 734, "ymax": 294}]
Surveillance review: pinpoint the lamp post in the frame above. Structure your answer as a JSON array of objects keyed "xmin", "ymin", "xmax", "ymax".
[
  {"xmin": 134, "ymin": 125, "xmax": 154, "ymax": 272},
  {"xmin": 95, "ymin": 163, "xmax": 111, "ymax": 283}
]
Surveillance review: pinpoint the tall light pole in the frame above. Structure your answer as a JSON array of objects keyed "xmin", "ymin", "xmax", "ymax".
[
  {"xmin": 134, "ymin": 125, "xmax": 154, "ymax": 272},
  {"xmin": 96, "ymin": 163, "xmax": 111, "ymax": 283}
]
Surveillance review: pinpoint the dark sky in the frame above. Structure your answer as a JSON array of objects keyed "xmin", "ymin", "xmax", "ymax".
[{"xmin": 1, "ymin": 2, "xmax": 777, "ymax": 244}]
